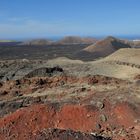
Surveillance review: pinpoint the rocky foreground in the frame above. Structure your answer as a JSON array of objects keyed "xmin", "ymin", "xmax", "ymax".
[{"xmin": 0, "ymin": 61, "xmax": 140, "ymax": 140}]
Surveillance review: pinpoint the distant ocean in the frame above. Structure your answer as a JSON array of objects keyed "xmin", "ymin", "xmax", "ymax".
[
  {"xmin": 9, "ymin": 35, "xmax": 140, "ymax": 41},
  {"xmin": 50, "ymin": 35, "xmax": 140, "ymax": 41},
  {"xmin": 116, "ymin": 35, "xmax": 140, "ymax": 40},
  {"xmin": 93, "ymin": 35, "xmax": 140, "ymax": 40}
]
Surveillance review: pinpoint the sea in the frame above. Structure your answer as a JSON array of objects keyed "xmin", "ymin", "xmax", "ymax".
[{"xmin": 2, "ymin": 35, "xmax": 140, "ymax": 42}]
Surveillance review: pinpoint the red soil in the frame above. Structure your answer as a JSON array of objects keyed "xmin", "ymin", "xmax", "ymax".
[
  {"xmin": 0, "ymin": 75, "xmax": 139, "ymax": 139},
  {"xmin": 0, "ymin": 102, "xmax": 139, "ymax": 140}
]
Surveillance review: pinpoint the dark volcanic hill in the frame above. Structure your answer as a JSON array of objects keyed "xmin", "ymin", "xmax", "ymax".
[
  {"xmin": 1, "ymin": 36, "xmax": 139, "ymax": 61},
  {"xmin": 74, "ymin": 36, "xmax": 132, "ymax": 60},
  {"xmin": 20, "ymin": 39, "xmax": 54, "ymax": 46},
  {"xmin": 84, "ymin": 36, "xmax": 131, "ymax": 53},
  {"xmin": 0, "ymin": 42, "xmax": 21, "ymax": 47},
  {"xmin": 19, "ymin": 36, "xmax": 97, "ymax": 46},
  {"xmin": 55, "ymin": 36, "xmax": 97, "ymax": 45}
]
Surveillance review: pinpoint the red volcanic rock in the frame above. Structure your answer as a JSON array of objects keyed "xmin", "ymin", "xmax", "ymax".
[
  {"xmin": 0, "ymin": 102, "xmax": 139, "ymax": 139},
  {"xmin": 87, "ymin": 75, "xmax": 123, "ymax": 85},
  {"xmin": 0, "ymin": 75, "xmax": 124, "ymax": 97},
  {"xmin": 114, "ymin": 103, "xmax": 139, "ymax": 127},
  {"xmin": 134, "ymin": 74, "xmax": 140, "ymax": 80},
  {"xmin": 0, "ymin": 75, "xmax": 139, "ymax": 139}
]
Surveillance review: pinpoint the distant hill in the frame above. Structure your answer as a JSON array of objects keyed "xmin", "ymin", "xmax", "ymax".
[
  {"xmin": 131, "ymin": 40, "xmax": 140, "ymax": 48},
  {"xmin": 0, "ymin": 41, "xmax": 21, "ymax": 47},
  {"xmin": 84, "ymin": 36, "xmax": 131, "ymax": 53},
  {"xmin": 20, "ymin": 39, "xmax": 53, "ymax": 46},
  {"xmin": 74, "ymin": 36, "xmax": 132, "ymax": 60},
  {"xmin": 0, "ymin": 40, "xmax": 16, "ymax": 42},
  {"xmin": 19, "ymin": 36, "xmax": 97, "ymax": 46},
  {"xmin": 55, "ymin": 36, "xmax": 97, "ymax": 45}
]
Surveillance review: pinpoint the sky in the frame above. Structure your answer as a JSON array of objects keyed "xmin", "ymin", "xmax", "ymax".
[{"xmin": 0, "ymin": 0, "xmax": 140, "ymax": 39}]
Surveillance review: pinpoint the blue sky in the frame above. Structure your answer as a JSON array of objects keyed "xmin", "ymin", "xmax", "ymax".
[{"xmin": 0, "ymin": 0, "xmax": 140, "ymax": 39}]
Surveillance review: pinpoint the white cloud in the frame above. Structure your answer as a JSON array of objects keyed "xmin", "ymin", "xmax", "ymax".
[
  {"xmin": 0, "ymin": 18, "xmax": 69, "ymax": 38},
  {"xmin": 7, "ymin": 17, "xmax": 30, "ymax": 22},
  {"xmin": 0, "ymin": 15, "xmax": 104, "ymax": 39}
]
